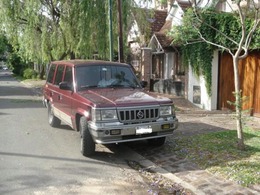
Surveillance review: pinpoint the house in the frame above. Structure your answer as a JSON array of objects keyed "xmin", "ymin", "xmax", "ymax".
[
  {"xmin": 129, "ymin": 0, "xmax": 260, "ymax": 116},
  {"xmin": 128, "ymin": 0, "xmax": 186, "ymax": 96}
]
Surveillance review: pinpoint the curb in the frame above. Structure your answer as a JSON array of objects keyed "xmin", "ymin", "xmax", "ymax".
[
  {"xmin": 121, "ymin": 144, "xmax": 259, "ymax": 195},
  {"xmin": 119, "ymin": 145, "xmax": 205, "ymax": 195}
]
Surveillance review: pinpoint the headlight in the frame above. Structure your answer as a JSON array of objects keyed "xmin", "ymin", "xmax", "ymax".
[
  {"xmin": 160, "ymin": 105, "xmax": 173, "ymax": 116},
  {"xmin": 93, "ymin": 109, "xmax": 118, "ymax": 121}
]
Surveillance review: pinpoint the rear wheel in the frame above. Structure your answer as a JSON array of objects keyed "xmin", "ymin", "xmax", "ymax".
[
  {"xmin": 80, "ymin": 116, "xmax": 95, "ymax": 157},
  {"xmin": 48, "ymin": 102, "xmax": 61, "ymax": 127},
  {"xmin": 147, "ymin": 137, "xmax": 166, "ymax": 146}
]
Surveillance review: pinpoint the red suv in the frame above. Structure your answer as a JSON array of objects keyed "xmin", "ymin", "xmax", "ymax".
[{"xmin": 43, "ymin": 60, "xmax": 178, "ymax": 156}]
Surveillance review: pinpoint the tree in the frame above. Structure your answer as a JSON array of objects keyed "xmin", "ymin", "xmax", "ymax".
[
  {"xmin": 169, "ymin": 0, "xmax": 260, "ymax": 150},
  {"xmin": 0, "ymin": 0, "xmax": 151, "ymax": 65},
  {"xmin": 0, "ymin": 33, "xmax": 8, "ymax": 60}
]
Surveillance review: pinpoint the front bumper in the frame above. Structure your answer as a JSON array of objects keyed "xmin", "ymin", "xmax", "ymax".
[{"xmin": 88, "ymin": 117, "xmax": 178, "ymax": 144}]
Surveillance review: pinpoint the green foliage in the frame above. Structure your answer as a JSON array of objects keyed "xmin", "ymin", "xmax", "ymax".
[
  {"xmin": 0, "ymin": 33, "xmax": 11, "ymax": 61},
  {"xmin": 23, "ymin": 68, "xmax": 38, "ymax": 79},
  {"xmin": 7, "ymin": 52, "xmax": 26, "ymax": 75},
  {"xmin": 0, "ymin": 0, "xmax": 150, "ymax": 64},
  {"xmin": 169, "ymin": 8, "xmax": 260, "ymax": 95},
  {"xmin": 181, "ymin": 42, "xmax": 213, "ymax": 95}
]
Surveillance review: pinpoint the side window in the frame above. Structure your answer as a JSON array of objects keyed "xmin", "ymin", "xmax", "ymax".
[
  {"xmin": 63, "ymin": 66, "xmax": 73, "ymax": 86},
  {"xmin": 47, "ymin": 64, "xmax": 56, "ymax": 84},
  {"xmin": 54, "ymin": 65, "xmax": 65, "ymax": 85}
]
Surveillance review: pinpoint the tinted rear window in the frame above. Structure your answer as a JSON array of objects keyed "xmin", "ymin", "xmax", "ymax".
[
  {"xmin": 47, "ymin": 64, "xmax": 56, "ymax": 83},
  {"xmin": 54, "ymin": 65, "xmax": 65, "ymax": 85}
]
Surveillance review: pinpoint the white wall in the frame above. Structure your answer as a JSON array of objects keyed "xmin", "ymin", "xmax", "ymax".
[
  {"xmin": 164, "ymin": 52, "xmax": 174, "ymax": 79},
  {"xmin": 188, "ymin": 51, "xmax": 219, "ymax": 110},
  {"xmin": 167, "ymin": 2, "xmax": 184, "ymax": 26}
]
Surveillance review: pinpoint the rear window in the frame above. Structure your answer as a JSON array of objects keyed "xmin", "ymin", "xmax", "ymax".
[
  {"xmin": 54, "ymin": 65, "xmax": 65, "ymax": 85},
  {"xmin": 64, "ymin": 66, "xmax": 73, "ymax": 84},
  {"xmin": 47, "ymin": 64, "xmax": 56, "ymax": 83}
]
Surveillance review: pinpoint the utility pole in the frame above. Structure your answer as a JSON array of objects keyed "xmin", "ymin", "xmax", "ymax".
[
  {"xmin": 117, "ymin": 0, "xmax": 124, "ymax": 62},
  {"xmin": 109, "ymin": 0, "xmax": 113, "ymax": 61}
]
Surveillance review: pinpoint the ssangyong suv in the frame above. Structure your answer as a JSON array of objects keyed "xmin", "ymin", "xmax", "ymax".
[{"xmin": 43, "ymin": 60, "xmax": 178, "ymax": 156}]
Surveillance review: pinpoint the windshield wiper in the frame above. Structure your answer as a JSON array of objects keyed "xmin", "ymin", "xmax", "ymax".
[{"xmin": 108, "ymin": 84, "xmax": 125, "ymax": 88}]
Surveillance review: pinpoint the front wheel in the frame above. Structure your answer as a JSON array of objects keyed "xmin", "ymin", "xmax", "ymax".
[
  {"xmin": 80, "ymin": 116, "xmax": 95, "ymax": 157},
  {"xmin": 147, "ymin": 137, "xmax": 166, "ymax": 147},
  {"xmin": 48, "ymin": 102, "xmax": 61, "ymax": 127}
]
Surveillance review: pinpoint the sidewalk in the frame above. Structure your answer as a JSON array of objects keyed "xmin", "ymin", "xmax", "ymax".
[
  {"xmin": 23, "ymin": 80, "xmax": 260, "ymax": 194},
  {"xmin": 134, "ymin": 92, "xmax": 260, "ymax": 195}
]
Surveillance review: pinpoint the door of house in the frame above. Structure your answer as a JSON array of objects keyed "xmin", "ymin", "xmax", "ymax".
[{"xmin": 218, "ymin": 51, "xmax": 260, "ymax": 116}]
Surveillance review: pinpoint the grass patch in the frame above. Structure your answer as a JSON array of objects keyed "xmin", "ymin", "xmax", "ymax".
[{"xmin": 171, "ymin": 127, "xmax": 260, "ymax": 186}]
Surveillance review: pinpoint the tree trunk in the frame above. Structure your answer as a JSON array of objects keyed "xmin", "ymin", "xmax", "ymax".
[
  {"xmin": 233, "ymin": 56, "xmax": 245, "ymax": 150},
  {"xmin": 70, "ymin": 52, "xmax": 75, "ymax": 60},
  {"xmin": 39, "ymin": 64, "xmax": 45, "ymax": 80}
]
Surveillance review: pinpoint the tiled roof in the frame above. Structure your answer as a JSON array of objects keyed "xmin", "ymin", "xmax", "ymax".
[
  {"xmin": 150, "ymin": 10, "xmax": 168, "ymax": 33},
  {"xmin": 153, "ymin": 20, "xmax": 173, "ymax": 48},
  {"xmin": 176, "ymin": 0, "xmax": 192, "ymax": 10},
  {"xmin": 154, "ymin": 32, "xmax": 173, "ymax": 48},
  {"xmin": 131, "ymin": 8, "xmax": 167, "ymax": 37},
  {"xmin": 151, "ymin": 1, "xmax": 191, "ymax": 48}
]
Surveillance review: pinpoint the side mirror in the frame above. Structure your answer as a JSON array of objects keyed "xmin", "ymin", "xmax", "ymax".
[
  {"xmin": 59, "ymin": 82, "xmax": 72, "ymax": 90},
  {"xmin": 140, "ymin": 81, "xmax": 148, "ymax": 88}
]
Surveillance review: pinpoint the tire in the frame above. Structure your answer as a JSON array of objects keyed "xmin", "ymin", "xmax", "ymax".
[
  {"xmin": 48, "ymin": 102, "xmax": 61, "ymax": 127},
  {"xmin": 80, "ymin": 116, "xmax": 95, "ymax": 157},
  {"xmin": 147, "ymin": 137, "xmax": 166, "ymax": 146}
]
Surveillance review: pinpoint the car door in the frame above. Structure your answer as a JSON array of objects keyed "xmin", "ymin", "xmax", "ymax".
[
  {"xmin": 58, "ymin": 65, "xmax": 74, "ymax": 127},
  {"xmin": 44, "ymin": 63, "xmax": 58, "ymax": 105},
  {"xmin": 52, "ymin": 64, "xmax": 65, "ymax": 120}
]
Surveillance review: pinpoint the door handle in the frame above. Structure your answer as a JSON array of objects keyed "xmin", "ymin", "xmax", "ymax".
[{"xmin": 58, "ymin": 95, "xmax": 62, "ymax": 100}]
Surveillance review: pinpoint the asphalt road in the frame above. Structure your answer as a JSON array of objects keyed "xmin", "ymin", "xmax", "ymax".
[{"xmin": 0, "ymin": 70, "xmax": 151, "ymax": 195}]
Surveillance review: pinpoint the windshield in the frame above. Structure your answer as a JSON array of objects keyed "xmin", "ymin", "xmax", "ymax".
[{"xmin": 76, "ymin": 65, "xmax": 141, "ymax": 91}]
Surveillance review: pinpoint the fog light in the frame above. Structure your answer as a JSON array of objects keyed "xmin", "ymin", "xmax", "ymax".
[
  {"xmin": 110, "ymin": 129, "xmax": 121, "ymax": 135},
  {"xmin": 161, "ymin": 124, "xmax": 170, "ymax": 129}
]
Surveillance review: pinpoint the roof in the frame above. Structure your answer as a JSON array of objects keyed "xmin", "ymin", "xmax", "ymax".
[
  {"xmin": 131, "ymin": 8, "xmax": 167, "ymax": 35},
  {"xmin": 149, "ymin": 19, "xmax": 173, "ymax": 48},
  {"xmin": 150, "ymin": 10, "xmax": 168, "ymax": 33},
  {"xmin": 51, "ymin": 60, "xmax": 129, "ymax": 67},
  {"xmin": 154, "ymin": 32, "xmax": 173, "ymax": 48},
  {"xmin": 176, "ymin": 0, "xmax": 192, "ymax": 10},
  {"xmin": 147, "ymin": 1, "xmax": 193, "ymax": 49}
]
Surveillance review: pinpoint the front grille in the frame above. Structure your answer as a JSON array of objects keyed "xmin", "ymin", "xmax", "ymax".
[{"xmin": 118, "ymin": 107, "xmax": 159, "ymax": 123}]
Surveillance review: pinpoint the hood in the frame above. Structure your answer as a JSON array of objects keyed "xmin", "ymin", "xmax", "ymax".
[{"xmin": 78, "ymin": 88, "xmax": 171, "ymax": 108}]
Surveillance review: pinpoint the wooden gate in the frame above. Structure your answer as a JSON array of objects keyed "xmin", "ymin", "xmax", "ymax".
[{"xmin": 218, "ymin": 51, "xmax": 260, "ymax": 116}]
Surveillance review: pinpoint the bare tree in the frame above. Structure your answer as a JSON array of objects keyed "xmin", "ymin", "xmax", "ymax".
[{"xmin": 171, "ymin": 0, "xmax": 260, "ymax": 150}]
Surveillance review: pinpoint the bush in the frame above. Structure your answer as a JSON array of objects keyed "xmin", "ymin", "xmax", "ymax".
[
  {"xmin": 23, "ymin": 68, "xmax": 38, "ymax": 79},
  {"xmin": 7, "ymin": 52, "xmax": 25, "ymax": 75}
]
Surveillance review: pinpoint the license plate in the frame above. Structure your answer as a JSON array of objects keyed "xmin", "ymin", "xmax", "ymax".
[{"xmin": 136, "ymin": 126, "xmax": 152, "ymax": 135}]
